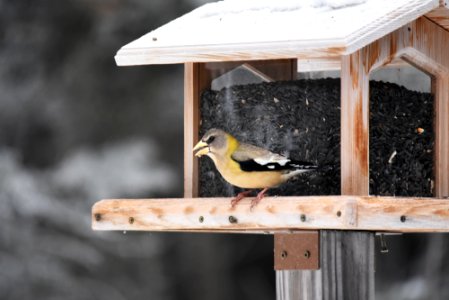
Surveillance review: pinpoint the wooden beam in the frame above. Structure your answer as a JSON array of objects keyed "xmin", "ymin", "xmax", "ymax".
[
  {"xmin": 434, "ymin": 75, "xmax": 449, "ymax": 197},
  {"xmin": 297, "ymin": 57, "xmax": 407, "ymax": 72},
  {"xmin": 184, "ymin": 63, "xmax": 213, "ymax": 198},
  {"xmin": 184, "ymin": 63, "xmax": 200, "ymax": 198},
  {"xmin": 92, "ymin": 196, "xmax": 449, "ymax": 233},
  {"xmin": 341, "ymin": 51, "xmax": 370, "ymax": 195}
]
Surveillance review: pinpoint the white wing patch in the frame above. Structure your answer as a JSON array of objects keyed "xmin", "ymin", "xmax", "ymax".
[{"xmin": 254, "ymin": 154, "xmax": 290, "ymax": 166}]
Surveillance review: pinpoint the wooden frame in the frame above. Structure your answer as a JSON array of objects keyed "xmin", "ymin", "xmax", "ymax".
[
  {"xmin": 96, "ymin": 17, "xmax": 449, "ymax": 233},
  {"xmin": 92, "ymin": 196, "xmax": 449, "ymax": 233},
  {"xmin": 184, "ymin": 59, "xmax": 297, "ymax": 198}
]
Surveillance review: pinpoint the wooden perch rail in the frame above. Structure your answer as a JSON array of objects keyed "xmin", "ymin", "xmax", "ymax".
[{"xmin": 92, "ymin": 196, "xmax": 449, "ymax": 233}]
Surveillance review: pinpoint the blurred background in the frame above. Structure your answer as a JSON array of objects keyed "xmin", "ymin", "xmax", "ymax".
[{"xmin": 0, "ymin": 1, "xmax": 448, "ymax": 299}]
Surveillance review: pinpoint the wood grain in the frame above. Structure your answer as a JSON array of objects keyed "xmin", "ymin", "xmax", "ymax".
[
  {"xmin": 184, "ymin": 63, "xmax": 200, "ymax": 198},
  {"xmin": 92, "ymin": 196, "xmax": 449, "ymax": 233},
  {"xmin": 184, "ymin": 63, "xmax": 214, "ymax": 198},
  {"xmin": 276, "ymin": 231, "xmax": 374, "ymax": 300},
  {"xmin": 341, "ymin": 52, "xmax": 370, "ymax": 195},
  {"xmin": 434, "ymin": 75, "xmax": 449, "ymax": 197},
  {"xmin": 426, "ymin": 0, "xmax": 449, "ymax": 31}
]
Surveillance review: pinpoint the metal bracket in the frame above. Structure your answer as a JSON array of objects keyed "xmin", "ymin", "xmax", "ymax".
[{"xmin": 274, "ymin": 231, "xmax": 320, "ymax": 270}]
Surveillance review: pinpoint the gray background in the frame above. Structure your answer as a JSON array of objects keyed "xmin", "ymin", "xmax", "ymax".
[{"xmin": 0, "ymin": 1, "xmax": 448, "ymax": 299}]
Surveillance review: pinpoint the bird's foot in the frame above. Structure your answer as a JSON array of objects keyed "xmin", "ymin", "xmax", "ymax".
[
  {"xmin": 250, "ymin": 188, "xmax": 269, "ymax": 210},
  {"xmin": 231, "ymin": 190, "xmax": 253, "ymax": 208}
]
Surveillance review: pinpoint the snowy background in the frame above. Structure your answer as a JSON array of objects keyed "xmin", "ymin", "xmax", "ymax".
[{"xmin": 0, "ymin": 1, "xmax": 448, "ymax": 300}]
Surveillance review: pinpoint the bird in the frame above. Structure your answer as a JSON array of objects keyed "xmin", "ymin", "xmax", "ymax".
[{"xmin": 192, "ymin": 128, "xmax": 318, "ymax": 209}]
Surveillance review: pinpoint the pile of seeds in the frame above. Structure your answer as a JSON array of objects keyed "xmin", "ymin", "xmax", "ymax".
[{"xmin": 199, "ymin": 78, "xmax": 433, "ymax": 198}]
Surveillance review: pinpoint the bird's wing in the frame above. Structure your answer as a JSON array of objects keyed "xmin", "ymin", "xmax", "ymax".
[{"xmin": 231, "ymin": 143, "xmax": 317, "ymax": 172}]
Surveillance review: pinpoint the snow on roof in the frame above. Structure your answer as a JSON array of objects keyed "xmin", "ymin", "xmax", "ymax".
[{"xmin": 115, "ymin": 0, "xmax": 438, "ymax": 66}]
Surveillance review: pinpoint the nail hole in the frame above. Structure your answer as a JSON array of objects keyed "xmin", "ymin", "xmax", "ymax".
[
  {"xmin": 336, "ymin": 211, "xmax": 342, "ymax": 217},
  {"xmin": 95, "ymin": 214, "xmax": 101, "ymax": 221},
  {"xmin": 407, "ymin": 27, "xmax": 411, "ymax": 32},
  {"xmin": 304, "ymin": 250, "xmax": 311, "ymax": 259},
  {"xmin": 199, "ymin": 216, "xmax": 204, "ymax": 223},
  {"xmin": 128, "ymin": 217, "xmax": 134, "ymax": 224},
  {"xmin": 229, "ymin": 216, "xmax": 238, "ymax": 224},
  {"xmin": 400, "ymin": 215, "xmax": 407, "ymax": 222},
  {"xmin": 152, "ymin": 37, "xmax": 157, "ymax": 41},
  {"xmin": 281, "ymin": 250, "xmax": 288, "ymax": 259},
  {"xmin": 300, "ymin": 214, "xmax": 306, "ymax": 222}
]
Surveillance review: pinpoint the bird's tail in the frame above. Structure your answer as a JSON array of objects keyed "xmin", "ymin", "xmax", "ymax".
[
  {"xmin": 283, "ymin": 161, "xmax": 333, "ymax": 180},
  {"xmin": 287, "ymin": 160, "xmax": 319, "ymax": 171}
]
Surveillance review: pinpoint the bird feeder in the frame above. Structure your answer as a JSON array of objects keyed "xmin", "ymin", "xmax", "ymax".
[{"xmin": 92, "ymin": 0, "xmax": 449, "ymax": 298}]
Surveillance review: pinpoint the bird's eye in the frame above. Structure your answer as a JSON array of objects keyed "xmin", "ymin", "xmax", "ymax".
[{"xmin": 206, "ymin": 136, "xmax": 215, "ymax": 144}]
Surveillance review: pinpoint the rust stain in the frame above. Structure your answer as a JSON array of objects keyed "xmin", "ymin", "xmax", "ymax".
[
  {"xmin": 326, "ymin": 46, "xmax": 346, "ymax": 56},
  {"xmin": 322, "ymin": 205, "xmax": 333, "ymax": 214},
  {"xmin": 266, "ymin": 205, "xmax": 276, "ymax": 214},
  {"xmin": 350, "ymin": 54, "xmax": 359, "ymax": 89},
  {"xmin": 390, "ymin": 36, "xmax": 397, "ymax": 58},
  {"xmin": 209, "ymin": 207, "xmax": 217, "ymax": 214},
  {"xmin": 296, "ymin": 205, "xmax": 312, "ymax": 214},
  {"xmin": 150, "ymin": 207, "xmax": 164, "ymax": 218},
  {"xmin": 354, "ymin": 95, "xmax": 368, "ymax": 176},
  {"xmin": 383, "ymin": 206, "xmax": 397, "ymax": 213},
  {"xmin": 367, "ymin": 41, "xmax": 380, "ymax": 71},
  {"xmin": 434, "ymin": 209, "xmax": 449, "ymax": 216},
  {"xmin": 184, "ymin": 206, "xmax": 194, "ymax": 214}
]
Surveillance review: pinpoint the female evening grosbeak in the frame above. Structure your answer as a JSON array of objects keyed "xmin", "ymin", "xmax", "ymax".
[{"xmin": 193, "ymin": 128, "xmax": 318, "ymax": 208}]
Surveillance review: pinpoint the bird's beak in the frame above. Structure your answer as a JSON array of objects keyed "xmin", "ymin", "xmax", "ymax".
[{"xmin": 193, "ymin": 141, "xmax": 209, "ymax": 157}]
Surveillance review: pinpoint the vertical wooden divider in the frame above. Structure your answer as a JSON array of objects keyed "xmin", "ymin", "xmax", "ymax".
[
  {"xmin": 434, "ymin": 75, "xmax": 449, "ymax": 198},
  {"xmin": 184, "ymin": 63, "xmax": 199, "ymax": 198},
  {"xmin": 341, "ymin": 53, "xmax": 370, "ymax": 195},
  {"xmin": 184, "ymin": 63, "xmax": 211, "ymax": 197},
  {"xmin": 339, "ymin": 52, "xmax": 375, "ymax": 300},
  {"xmin": 278, "ymin": 50, "xmax": 376, "ymax": 300}
]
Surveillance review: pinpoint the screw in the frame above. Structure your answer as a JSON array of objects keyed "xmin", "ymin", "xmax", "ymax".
[
  {"xmin": 94, "ymin": 214, "xmax": 101, "ymax": 221},
  {"xmin": 129, "ymin": 217, "xmax": 134, "ymax": 224},
  {"xmin": 281, "ymin": 250, "xmax": 288, "ymax": 259},
  {"xmin": 229, "ymin": 216, "xmax": 238, "ymax": 224},
  {"xmin": 400, "ymin": 215, "xmax": 407, "ymax": 222},
  {"xmin": 336, "ymin": 211, "xmax": 342, "ymax": 217},
  {"xmin": 304, "ymin": 250, "xmax": 311, "ymax": 259},
  {"xmin": 199, "ymin": 216, "xmax": 204, "ymax": 223},
  {"xmin": 300, "ymin": 214, "xmax": 306, "ymax": 222},
  {"xmin": 380, "ymin": 234, "xmax": 389, "ymax": 254}
]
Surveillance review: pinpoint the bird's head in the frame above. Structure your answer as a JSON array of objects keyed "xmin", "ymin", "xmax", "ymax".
[{"xmin": 193, "ymin": 128, "xmax": 234, "ymax": 158}]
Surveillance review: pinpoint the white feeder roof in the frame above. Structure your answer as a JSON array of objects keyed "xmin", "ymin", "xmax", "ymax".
[{"xmin": 115, "ymin": 0, "xmax": 439, "ymax": 66}]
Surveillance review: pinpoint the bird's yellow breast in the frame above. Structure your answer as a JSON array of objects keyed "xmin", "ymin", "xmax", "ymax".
[
  {"xmin": 209, "ymin": 137, "xmax": 285, "ymax": 189},
  {"xmin": 217, "ymin": 161, "xmax": 284, "ymax": 189}
]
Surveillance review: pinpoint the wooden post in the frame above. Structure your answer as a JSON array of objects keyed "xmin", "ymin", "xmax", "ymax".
[
  {"xmin": 276, "ymin": 50, "xmax": 374, "ymax": 300},
  {"xmin": 184, "ymin": 63, "xmax": 212, "ymax": 197},
  {"xmin": 337, "ymin": 51, "xmax": 375, "ymax": 299},
  {"xmin": 184, "ymin": 63, "xmax": 200, "ymax": 198},
  {"xmin": 434, "ymin": 75, "xmax": 449, "ymax": 198}
]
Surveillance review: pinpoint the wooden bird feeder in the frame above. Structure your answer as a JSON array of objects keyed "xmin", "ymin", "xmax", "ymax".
[{"xmin": 93, "ymin": 0, "xmax": 449, "ymax": 298}]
